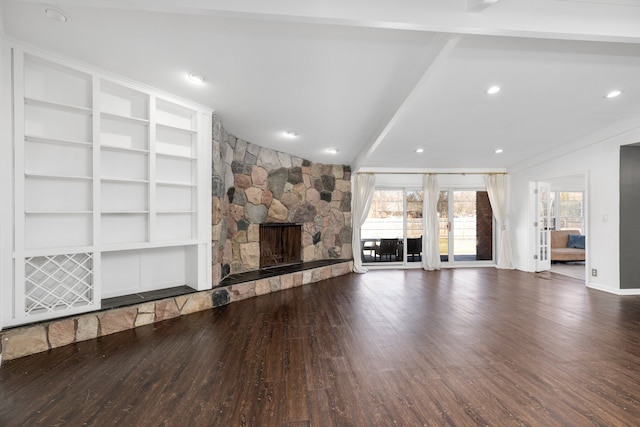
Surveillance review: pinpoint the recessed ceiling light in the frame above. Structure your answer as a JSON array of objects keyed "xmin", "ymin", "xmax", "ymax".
[
  {"xmin": 44, "ymin": 7, "xmax": 69, "ymax": 22},
  {"xmin": 327, "ymin": 148, "xmax": 339, "ymax": 154},
  {"xmin": 285, "ymin": 131, "xmax": 298, "ymax": 138},
  {"xmin": 416, "ymin": 148, "xmax": 424, "ymax": 153},
  {"xmin": 605, "ymin": 90, "xmax": 622, "ymax": 99},
  {"xmin": 486, "ymin": 86, "xmax": 501, "ymax": 95},
  {"xmin": 494, "ymin": 148, "xmax": 504, "ymax": 154},
  {"xmin": 187, "ymin": 72, "xmax": 205, "ymax": 84}
]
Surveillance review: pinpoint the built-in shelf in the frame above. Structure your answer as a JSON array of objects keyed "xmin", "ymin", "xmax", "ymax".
[
  {"xmin": 156, "ymin": 180, "xmax": 196, "ymax": 187},
  {"xmin": 101, "ymin": 177, "xmax": 149, "ymax": 184},
  {"xmin": 100, "ymin": 240, "xmax": 198, "ymax": 253},
  {"xmin": 25, "ymin": 172, "xmax": 93, "ymax": 181},
  {"xmin": 25, "ymin": 97, "xmax": 92, "ymax": 115},
  {"xmin": 157, "ymin": 210, "xmax": 196, "ymax": 214},
  {"xmin": 156, "ymin": 152, "xmax": 196, "ymax": 160},
  {"xmin": 25, "ymin": 211, "xmax": 93, "ymax": 215},
  {"xmin": 101, "ymin": 211, "xmax": 150, "ymax": 214},
  {"xmin": 5, "ymin": 46, "xmax": 210, "ymax": 329},
  {"xmin": 25, "ymin": 135, "xmax": 92, "ymax": 148},
  {"xmin": 101, "ymin": 111, "xmax": 149, "ymax": 125},
  {"xmin": 23, "ymin": 246, "xmax": 96, "ymax": 259},
  {"xmin": 101, "ymin": 144, "xmax": 149, "ymax": 154},
  {"xmin": 156, "ymin": 122, "xmax": 196, "ymax": 135}
]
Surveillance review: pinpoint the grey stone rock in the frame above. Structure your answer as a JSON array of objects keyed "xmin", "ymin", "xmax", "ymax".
[
  {"xmin": 212, "ymin": 114, "xmax": 223, "ymax": 142},
  {"xmin": 224, "ymin": 142, "xmax": 234, "ymax": 165},
  {"xmin": 231, "ymin": 160, "xmax": 245, "ymax": 175},
  {"xmin": 258, "ymin": 147, "xmax": 281, "ymax": 170},
  {"xmin": 328, "ymin": 247, "xmax": 341, "ymax": 258},
  {"xmin": 278, "ymin": 152, "xmax": 292, "ymax": 168},
  {"xmin": 340, "ymin": 226, "xmax": 352, "ymax": 243},
  {"xmin": 267, "ymin": 168, "xmax": 288, "ymax": 200},
  {"xmin": 233, "ymin": 189, "xmax": 247, "ymax": 206},
  {"xmin": 228, "ymin": 134, "xmax": 237, "ymax": 148},
  {"xmin": 212, "ymin": 289, "xmax": 230, "ymax": 307},
  {"xmin": 227, "ymin": 187, "xmax": 236, "ymax": 204},
  {"xmin": 237, "ymin": 219, "xmax": 249, "ymax": 231},
  {"xmin": 321, "ymin": 175, "xmax": 336, "ymax": 192},
  {"xmin": 313, "ymin": 232, "xmax": 321, "ymax": 245},
  {"xmin": 219, "ymin": 219, "xmax": 228, "ymax": 247},
  {"xmin": 314, "ymin": 178, "xmax": 323, "ymax": 192},
  {"xmin": 212, "ymin": 176, "xmax": 225, "ymax": 198},
  {"xmin": 292, "ymin": 157, "xmax": 304, "ymax": 167},
  {"xmin": 247, "ymin": 142, "xmax": 260, "ymax": 155},
  {"xmin": 340, "ymin": 192, "xmax": 352, "ymax": 212},
  {"xmin": 221, "ymin": 263, "xmax": 231, "ymax": 278},
  {"xmin": 234, "ymin": 139, "xmax": 248, "ymax": 163},
  {"xmin": 320, "ymin": 191, "xmax": 332, "ymax": 202},
  {"xmin": 219, "ymin": 138, "xmax": 227, "ymax": 161},
  {"xmin": 224, "ymin": 164, "xmax": 234, "ymax": 193},
  {"xmin": 246, "ymin": 203, "xmax": 268, "ymax": 223},
  {"xmin": 287, "ymin": 167, "xmax": 303, "ymax": 185},
  {"xmin": 292, "ymin": 203, "xmax": 317, "ymax": 223},
  {"xmin": 245, "ymin": 152, "xmax": 257, "ymax": 166},
  {"xmin": 302, "ymin": 159, "xmax": 311, "ymax": 167},
  {"xmin": 314, "ymin": 215, "xmax": 323, "ymax": 232}
]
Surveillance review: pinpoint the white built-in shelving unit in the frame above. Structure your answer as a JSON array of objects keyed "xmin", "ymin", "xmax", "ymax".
[{"xmin": 1, "ymin": 43, "xmax": 212, "ymax": 328}]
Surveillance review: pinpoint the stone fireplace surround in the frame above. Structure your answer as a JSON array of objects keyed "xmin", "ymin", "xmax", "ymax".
[{"xmin": 211, "ymin": 114, "xmax": 353, "ymax": 283}]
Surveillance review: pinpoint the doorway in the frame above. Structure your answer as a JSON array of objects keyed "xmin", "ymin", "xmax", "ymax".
[
  {"xmin": 534, "ymin": 174, "xmax": 587, "ymax": 281},
  {"xmin": 437, "ymin": 190, "xmax": 494, "ymax": 265}
]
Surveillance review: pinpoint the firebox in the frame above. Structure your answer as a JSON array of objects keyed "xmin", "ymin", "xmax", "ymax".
[{"xmin": 259, "ymin": 223, "xmax": 302, "ymax": 268}]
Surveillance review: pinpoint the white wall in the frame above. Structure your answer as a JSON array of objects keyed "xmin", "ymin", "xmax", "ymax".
[{"xmin": 509, "ymin": 127, "xmax": 640, "ymax": 294}]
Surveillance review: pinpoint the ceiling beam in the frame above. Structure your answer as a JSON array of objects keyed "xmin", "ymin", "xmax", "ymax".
[
  {"xmin": 19, "ymin": 0, "xmax": 640, "ymax": 43},
  {"xmin": 350, "ymin": 33, "xmax": 462, "ymax": 173}
]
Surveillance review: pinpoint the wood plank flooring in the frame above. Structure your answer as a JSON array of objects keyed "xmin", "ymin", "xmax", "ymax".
[{"xmin": 3, "ymin": 268, "xmax": 640, "ymax": 426}]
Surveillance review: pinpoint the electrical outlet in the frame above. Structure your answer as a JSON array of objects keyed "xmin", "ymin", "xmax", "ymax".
[{"xmin": 592, "ymin": 269, "xmax": 598, "ymax": 277}]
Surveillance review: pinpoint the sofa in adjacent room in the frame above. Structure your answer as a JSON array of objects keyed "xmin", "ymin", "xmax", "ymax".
[{"xmin": 550, "ymin": 229, "xmax": 585, "ymax": 261}]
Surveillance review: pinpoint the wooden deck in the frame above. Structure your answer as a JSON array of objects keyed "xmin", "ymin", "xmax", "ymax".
[{"xmin": 2, "ymin": 268, "xmax": 640, "ymax": 426}]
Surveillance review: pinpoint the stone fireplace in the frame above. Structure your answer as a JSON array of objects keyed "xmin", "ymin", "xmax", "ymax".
[{"xmin": 259, "ymin": 223, "xmax": 302, "ymax": 268}]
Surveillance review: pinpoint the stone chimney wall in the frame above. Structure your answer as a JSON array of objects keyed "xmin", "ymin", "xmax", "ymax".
[{"xmin": 211, "ymin": 115, "xmax": 352, "ymax": 283}]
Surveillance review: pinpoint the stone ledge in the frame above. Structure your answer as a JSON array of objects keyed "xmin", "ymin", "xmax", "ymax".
[{"xmin": 0, "ymin": 261, "xmax": 353, "ymax": 363}]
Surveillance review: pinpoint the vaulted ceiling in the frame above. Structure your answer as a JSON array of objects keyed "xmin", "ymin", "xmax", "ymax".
[{"xmin": 2, "ymin": 0, "xmax": 640, "ymax": 171}]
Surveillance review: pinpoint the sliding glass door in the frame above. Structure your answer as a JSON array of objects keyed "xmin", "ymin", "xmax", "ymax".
[
  {"xmin": 361, "ymin": 188, "xmax": 423, "ymax": 264},
  {"xmin": 438, "ymin": 190, "xmax": 494, "ymax": 264}
]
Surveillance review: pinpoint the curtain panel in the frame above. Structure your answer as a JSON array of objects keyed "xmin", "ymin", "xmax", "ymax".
[
  {"xmin": 485, "ymin": 174, "xmax": 513, "ymax": 269},
  {"xmin": 423, "ymin": 174, "xmax": 441, "ymax": 271},
  {"xmin": 351, "ymin": 174, "xmax": 376, "ymax": 273}
]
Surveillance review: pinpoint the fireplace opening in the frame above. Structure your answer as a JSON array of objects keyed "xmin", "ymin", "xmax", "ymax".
[{"xmin": 259, "ymin": 223, "xmax": 302, "ymax": 269}]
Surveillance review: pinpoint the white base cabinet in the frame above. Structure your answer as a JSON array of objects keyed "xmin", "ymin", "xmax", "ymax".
[{"xmin": 1, "ymin": 42, "xmax": 212, "ymax": 328}]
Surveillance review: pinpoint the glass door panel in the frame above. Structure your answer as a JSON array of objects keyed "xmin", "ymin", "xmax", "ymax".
[
  {"xmin": 438, "ymin": 191, "xmax": 449, "ymax": 262},
  {"xmin": 453, "ymin": 191, "xmax": 477, "ymax": 261},
  {"xmin": 439, "ymin": 190, "xmax": 493, "ymax": 263},
  {"xmin": 406, "ymin": 190, "xmax": 423, "ymax": 262},
  {"xmin": 361, "ymin": 189, "xmax": 403, "ymax": 263}
]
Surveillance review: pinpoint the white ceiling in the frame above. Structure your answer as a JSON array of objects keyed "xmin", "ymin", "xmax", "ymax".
[{"xmin": 2, "ymin": 0, "xmax": 640, "ymax": 171}]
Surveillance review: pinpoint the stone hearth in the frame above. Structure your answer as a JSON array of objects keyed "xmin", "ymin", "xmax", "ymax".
[{"xmin": 0, "ymin": 260, "xmax": 353, "ymax": 362}]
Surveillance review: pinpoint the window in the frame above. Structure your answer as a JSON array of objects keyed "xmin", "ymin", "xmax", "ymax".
[{"xmin": 551, "ymin": 191, "xmax": 583, "ymax": 232}]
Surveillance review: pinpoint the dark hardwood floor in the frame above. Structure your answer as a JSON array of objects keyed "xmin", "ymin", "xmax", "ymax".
[{"xmin": 3, "ymin": 268, "xmax": 640, "ymax": 426}]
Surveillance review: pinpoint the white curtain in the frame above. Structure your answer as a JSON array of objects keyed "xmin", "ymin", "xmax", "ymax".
[
  {"xmin": 485, "ymin": 174, "xmax": 513, "ymax": 269},
  {"xmin": 422, "ymin": 174, "xmax": 441, "ymax": 271},
  {"xmin": 351, "ymin": 173, "xmax": 376, "ymax": 273}
]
